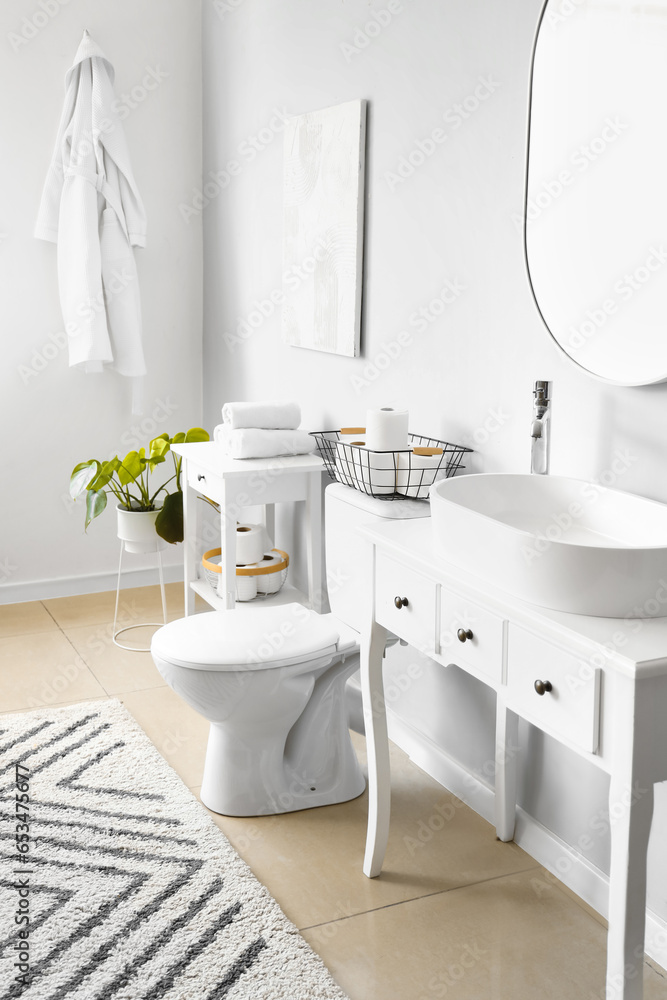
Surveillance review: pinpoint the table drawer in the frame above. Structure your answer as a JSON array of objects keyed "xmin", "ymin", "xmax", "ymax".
[
  {"xmin": 506, "ymin": 624, "xmax": 600, "ymax": 753},
  {"xmin": 437, "ymin": 589, "xmax": 505, "ymax": 683},
  {"xmin": 187, "ymin": 461, "xmax": 223, "ymax": 501},
  {"xmin": 375, "ymin": 552, "xmax": 436, "ymax": 653}
]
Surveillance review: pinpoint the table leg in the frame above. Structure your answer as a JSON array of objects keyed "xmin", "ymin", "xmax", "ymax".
[
  {"xmin": 495, "ymin": 698, "xmax": 519, "ymax": 842},
  {"xmin": 264, "ymin": 503, "xmax": 276, "ymax": 548},
  {"xmin": 361, "ymin": 618, "xmax": 390, "ymax": 878},
  {"xmin": 606, "ymin": 764, "xmax": 654, "ymax": 999},
  {"xmin": 306, "ymin": 471, "xmax": 323, "ymax": 613},
  {"xmin": 219, "ymin": 484, "xmax": 236, "ymax": 610},
  {"xmin": 182, "ymin": 476, "xmax": 195, "ymax": 617}
]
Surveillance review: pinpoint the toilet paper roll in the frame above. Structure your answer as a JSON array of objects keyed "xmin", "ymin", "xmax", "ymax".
[
  {"xmin": 335, "ymin": 440, "xmax": 365, "ymax": 488},
  {"xmin": 338, "ymin": 427, "xmax": 366, "ymax": 447},
  {"xmin": 396, "ymin": 450, "xmax": 446, "ymax": 499},
  {"xmin": 336, "ymin": 442, "xmax": 396, "ymax": 495},
  {"xmin": 236, "ymin": 572, "xmax": 258, "ymax": 602},
  {"xmin": 255, "ymin": 552, "xmax": 285, "ymax": 594},
  {"xmin": 235, "ymin": 524, "xmax": 265, "ymax": 565},
  {"xmin": 365, "ymin": 408, "xmax": 409, "ymax": 452}
]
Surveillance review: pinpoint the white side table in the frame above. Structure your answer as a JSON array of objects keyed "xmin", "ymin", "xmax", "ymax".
[{"xmin": 172, "ymin": 443, "xmax": 325, "ymax": 614}]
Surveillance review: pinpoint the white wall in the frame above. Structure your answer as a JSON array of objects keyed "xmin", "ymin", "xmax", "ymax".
[
  {"xmin": 201, "ymin": 0, "xmax": 667, "ymax": 943},
  {"xmin": 0, "ymin": 0, "xmax": 203, "ymax": 602}
]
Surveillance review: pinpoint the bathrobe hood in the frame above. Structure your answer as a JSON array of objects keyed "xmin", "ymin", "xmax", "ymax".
[
  {"xmin": 35, "ymin": 30, "xmax": 147, "ymax": 408},
  {"xmin": 66, "ymin": 31, "xmax": 115, "ymax": 85}
]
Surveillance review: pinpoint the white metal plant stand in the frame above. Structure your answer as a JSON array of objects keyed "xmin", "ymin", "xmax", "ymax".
[{"xmin": 112, "ymin": 540, "xmax": 168, "ymax": 652}]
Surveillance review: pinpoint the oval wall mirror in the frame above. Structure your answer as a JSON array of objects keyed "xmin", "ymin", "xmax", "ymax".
[{"xmin": 525, "ymin": 1, "xmax": 667, "ymax": 385}]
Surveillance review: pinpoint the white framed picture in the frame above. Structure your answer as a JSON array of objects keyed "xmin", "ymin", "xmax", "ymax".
[{"xmin": 282, "ymin": 99, "xmax": 367, "ymax": 357}]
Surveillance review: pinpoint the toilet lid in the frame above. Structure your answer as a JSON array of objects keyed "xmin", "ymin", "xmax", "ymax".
[{"xmin": 151, "ymin": 603, "xmax": 341, "ymax": 671}]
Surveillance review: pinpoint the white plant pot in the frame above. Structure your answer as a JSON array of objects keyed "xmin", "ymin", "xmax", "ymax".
[{"xmin": 116, "ymin": 505, "xmax": 166, "ymax": 554}]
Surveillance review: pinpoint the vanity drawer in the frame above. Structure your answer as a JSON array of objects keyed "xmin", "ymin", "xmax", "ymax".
[
  {"xmin": 506, "ymin": 625, "xmax": 600, "ymax": 753},
  {"xmin": 375, "ymin": 552, "xmax": 437, "ymax": 653},
  {"xmin": 437, "ymin": 589, "xmax": 505, "ymax": 683}
]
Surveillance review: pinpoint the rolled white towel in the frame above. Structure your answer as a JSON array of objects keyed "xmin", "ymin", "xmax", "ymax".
[
  {"xmin": 214, "ymin": 424, "xmax": 316, "ymax": 459},
  {"xmin": 221, "ymin": 400, "xmax": 301, "ymax": 430}
]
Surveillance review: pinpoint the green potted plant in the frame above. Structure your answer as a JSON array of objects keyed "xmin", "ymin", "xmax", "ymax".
[{"xmin": 70, "ymin": 427, "xmax": 209, "ymax": 552}]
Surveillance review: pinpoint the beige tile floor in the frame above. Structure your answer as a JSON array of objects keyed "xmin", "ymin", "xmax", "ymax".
[{"xmin": 2, "ymin": 583, "xmax": 667, "ymax": 999}]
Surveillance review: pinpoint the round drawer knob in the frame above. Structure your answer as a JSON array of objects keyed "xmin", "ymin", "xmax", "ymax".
[
  {"xmin": 394, "ymin": 596, "xmax": 409, "ymax": 609},
  {"xmin": 534, "ymin": 680, "xmax": 553, "ymax": 696},
  {"xmin": 197, "ymin": 473, "xmax": 206, "ymax": 482},
  {"xmin": 457, "ymin": 628, "xmax": 473, "ymax": 643}
]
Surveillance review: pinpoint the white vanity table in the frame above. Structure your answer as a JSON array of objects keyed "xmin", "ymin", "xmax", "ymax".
[
  {"xmin": 171, "ymin": 442, "xmax": 324, "ymax": 613},
  {"xmin": 360, "ymin": 516, "xmax": 667, "ymax": 1000}
]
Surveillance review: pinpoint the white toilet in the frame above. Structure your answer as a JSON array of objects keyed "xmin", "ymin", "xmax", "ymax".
[{"xmin": 151, "ymin": 484, "xmax": 430, "ymax": 816}]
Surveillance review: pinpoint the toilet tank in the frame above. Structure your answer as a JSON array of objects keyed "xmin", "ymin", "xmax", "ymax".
[{"xmin": 324, "ymin": 483, "xmax": 431, "ymax": 633}]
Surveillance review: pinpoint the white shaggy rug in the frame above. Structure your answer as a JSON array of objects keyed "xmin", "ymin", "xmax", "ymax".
[{"xmin": 0, "ymin": 699, "xmax": 350, "ymax": 1000}]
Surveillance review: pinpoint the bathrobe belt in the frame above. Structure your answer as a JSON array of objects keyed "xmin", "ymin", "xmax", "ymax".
[{"xmin": 64, "ymin": 166, "xmax": 131, "ymax": 243}]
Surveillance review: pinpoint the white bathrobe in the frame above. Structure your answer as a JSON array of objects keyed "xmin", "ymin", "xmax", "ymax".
[{"xmin": 35, "ymin": 31, "xmax": 147, "ymax": 405}]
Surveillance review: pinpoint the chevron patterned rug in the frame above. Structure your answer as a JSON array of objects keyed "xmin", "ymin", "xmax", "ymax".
[{"xmin": 0, "ymin": 699, "xmax": 349, "ymax": 1000}]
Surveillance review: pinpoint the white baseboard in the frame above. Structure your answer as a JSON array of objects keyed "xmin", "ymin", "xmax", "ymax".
[
  {"xmin": 386, "ymin": 704, "xmax": 496, "ymax": 825},
  {"xmin": 0, "ymin": 564, "xmax": 184, "ymax": 605},
  {"xmin": 346, "ymin": 678, "xmax": 667, "ymax": 969}
]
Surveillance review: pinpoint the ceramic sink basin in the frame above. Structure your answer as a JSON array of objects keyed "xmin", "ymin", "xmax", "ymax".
[{"xmin": 430, "ymin": 473, "xmax": 667, "ymax": 618}]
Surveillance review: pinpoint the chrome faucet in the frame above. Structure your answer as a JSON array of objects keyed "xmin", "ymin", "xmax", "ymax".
[{"xmin": 530, "ymin": 380, "xmax": 551, "ymax": 475}]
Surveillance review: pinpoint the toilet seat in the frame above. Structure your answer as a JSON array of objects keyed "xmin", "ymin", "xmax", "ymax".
[{"xmin": 151, "ymin": 603, "xmax": 349, "ymax": 671}]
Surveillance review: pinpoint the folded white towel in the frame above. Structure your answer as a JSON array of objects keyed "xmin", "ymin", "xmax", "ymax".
[
  {"xmin": 214, "ymin": 424, "xmax": 316, "ymax": 459},
  {"xmin": 221, "ymin": 400, "xmax": 301, "ymax": 430}
]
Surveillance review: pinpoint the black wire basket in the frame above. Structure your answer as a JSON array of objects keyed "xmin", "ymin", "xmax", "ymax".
[{"xmin": 310, "ymin": 431, "xmax": 472, "ymax": 501}]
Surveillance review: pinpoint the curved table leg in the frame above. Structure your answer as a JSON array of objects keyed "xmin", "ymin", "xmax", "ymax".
[
  {"xmin": 606, "ymin": 768, "xmax": 654, "ymax": 999},
  {"xmin": 361, "ymin": 619, "xmax": 390, "ymax": 878}
]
